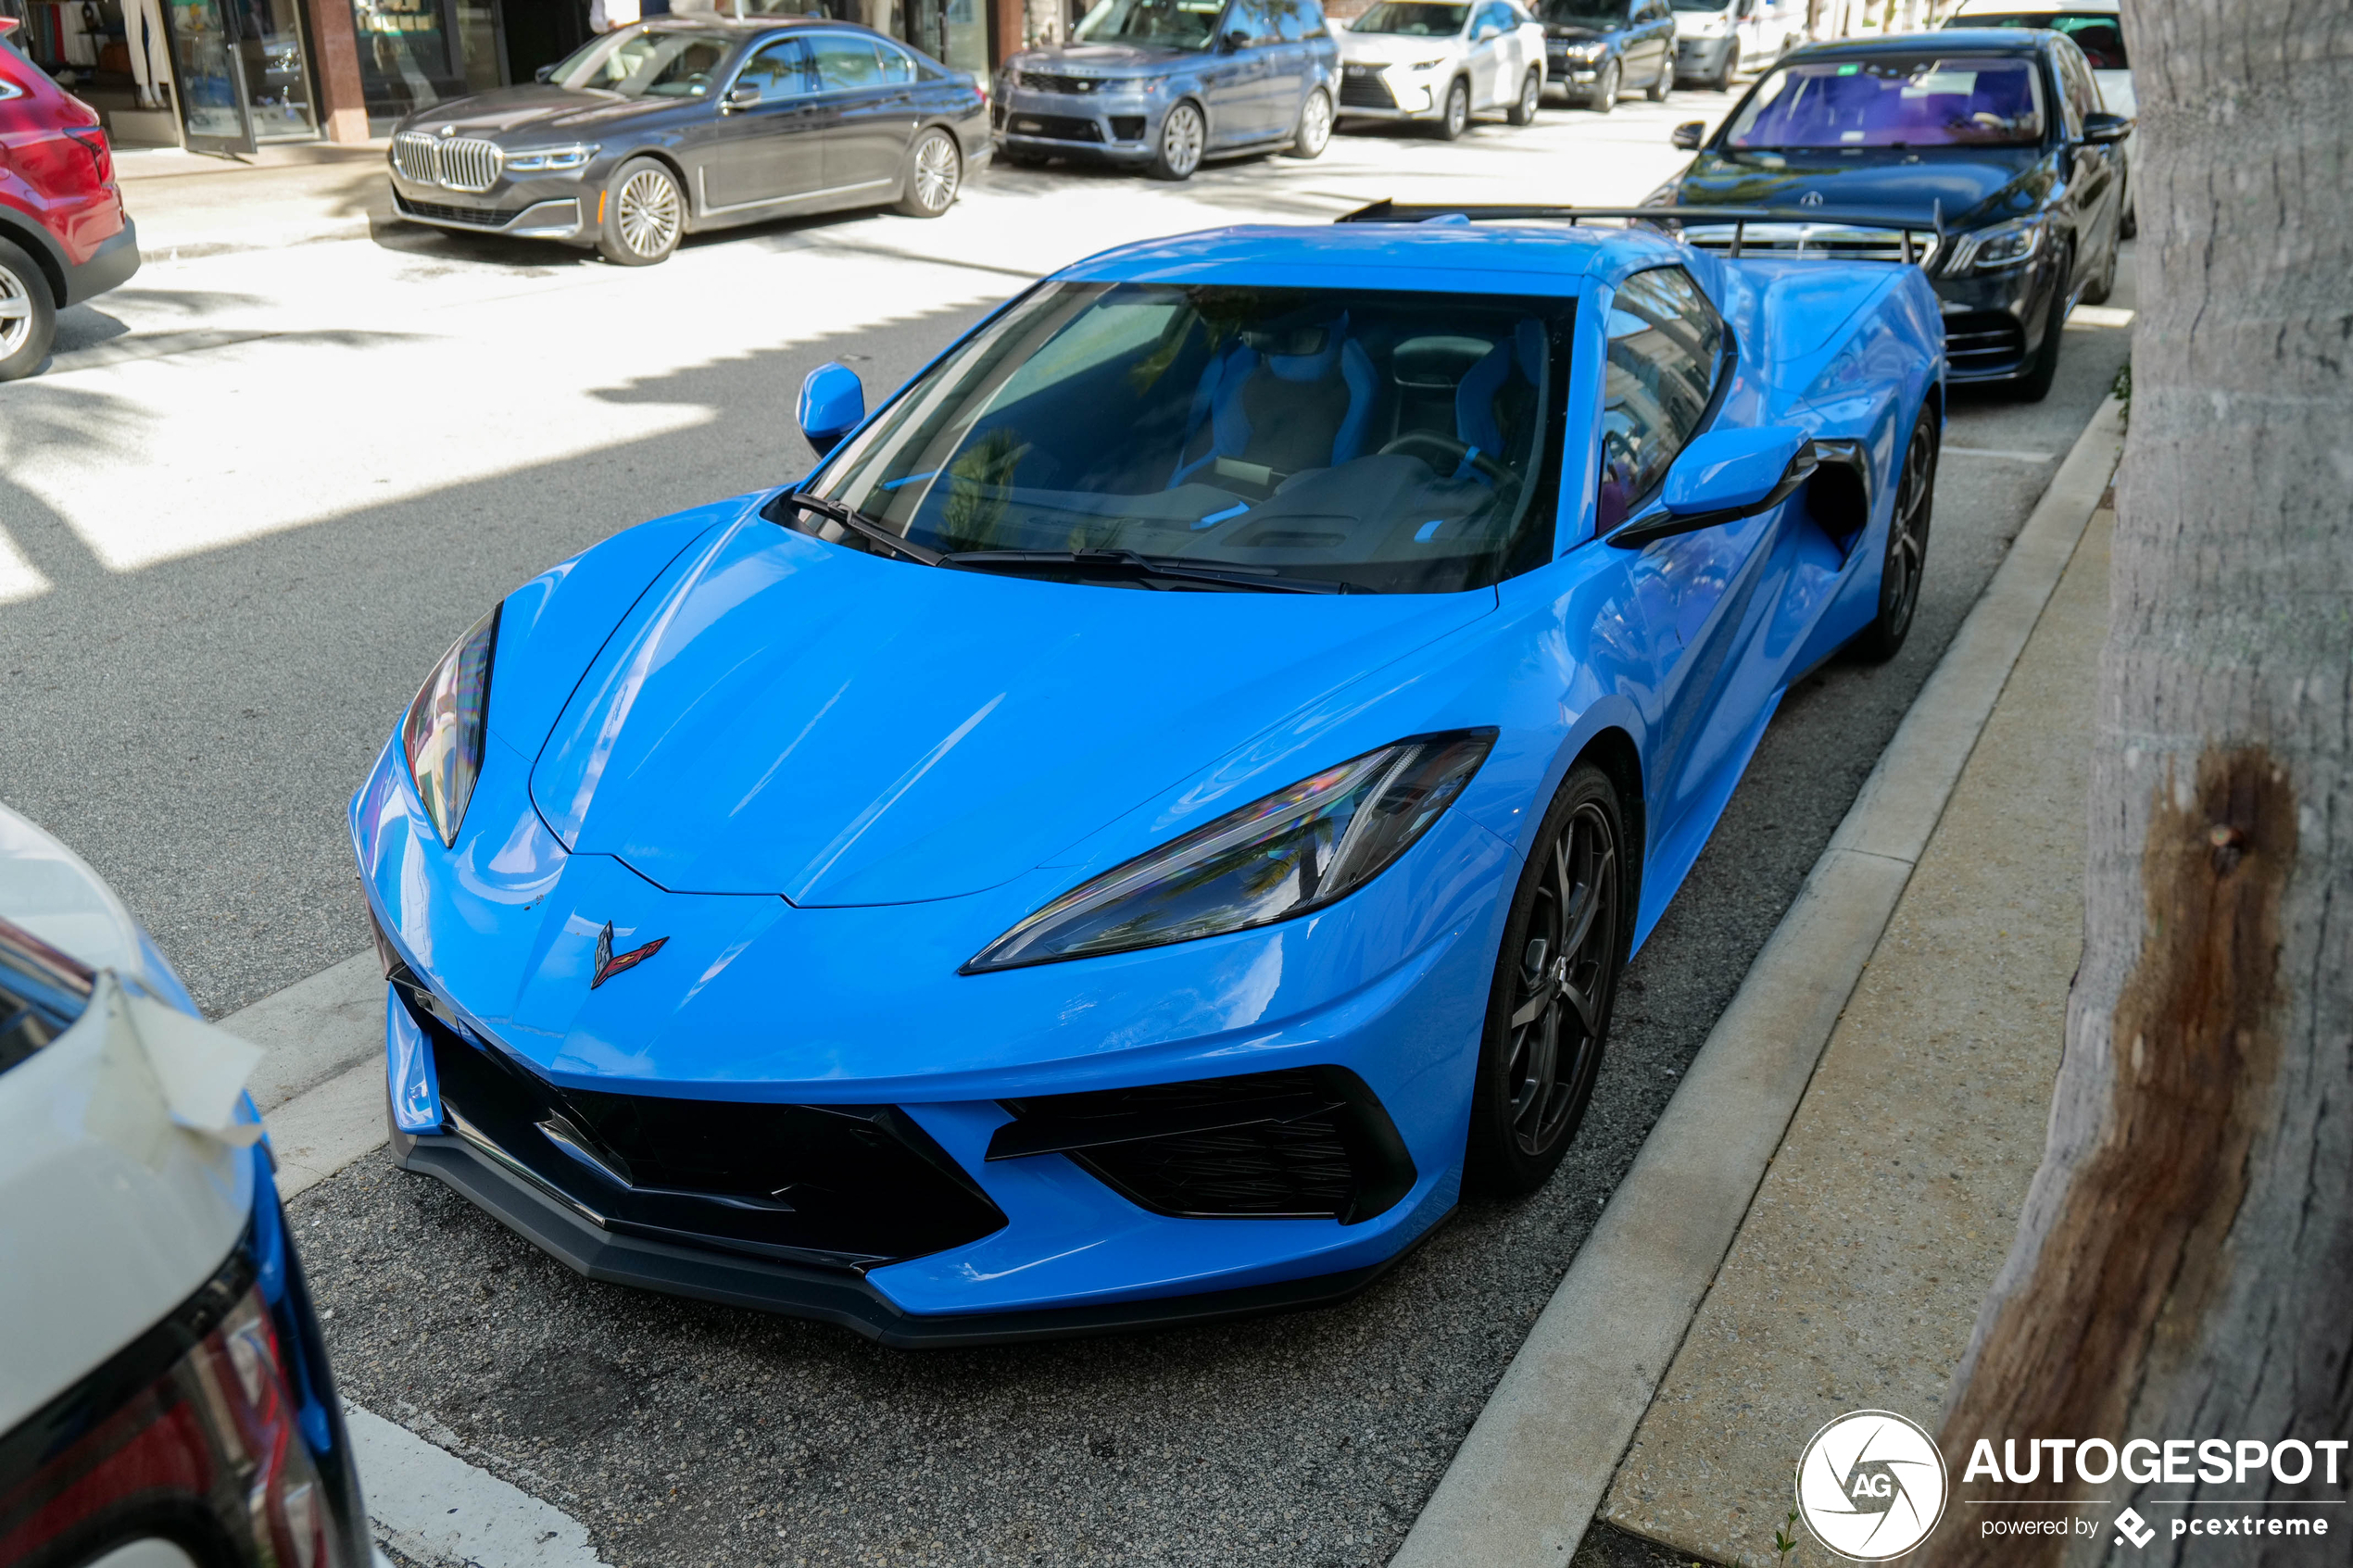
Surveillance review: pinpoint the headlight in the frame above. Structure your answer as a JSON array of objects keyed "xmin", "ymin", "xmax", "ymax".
[
  {"xmin": 1949, "ymin": 216, "xmax": 2045, "ymax": 272},
  {"xmin": 505, "ymin": 144, "xmax": 597, "ymax": 173},
  {"xmin": 963, "ymin": 730, "xmax": 1496, "ymax": 972},
  {"xmin": 401, "ymin": 607, "xmax": 498, "ymax": 847},
  {"xmin": 1558, "ymin": 40, "xmax": 1604, "ymax": 60},
  {"xmin": 1407, "ymin": 56, "xmax": 1446, "ymax": 69}
]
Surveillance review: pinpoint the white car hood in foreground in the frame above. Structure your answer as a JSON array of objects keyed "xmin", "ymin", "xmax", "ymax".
[{"xmin": 0, "ymin": 804, "xmax": 258, "ymax": 1435}]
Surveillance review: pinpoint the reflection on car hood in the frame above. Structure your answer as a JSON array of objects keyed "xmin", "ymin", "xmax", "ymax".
[
  {"xmin": 1340, "ymin": 31, "xmax": 1468, "ymax": 62},
  {"xmin": 1008, "ymin": 41, "xmax": 1204, "ymax": 75},
  {"xmin": 1542, "ymin": 24, "xmax": 1613, "ymax": 40},
  {"xmin": 393, "ymin": 84, "xmax": 682, "ymax": 139},
  {"xmin": 528, "ymin": 513, "xmax": 1494, "ymax": 907},
  {"xmin": 1673, "ymin": 146, "xmax": 2045, "ymax": 229}
]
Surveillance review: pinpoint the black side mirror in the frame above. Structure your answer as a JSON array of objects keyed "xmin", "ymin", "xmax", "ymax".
[
  {"xmin": 1219, "ymin": 27, "xmax": 1249, "ymax": 51},
  {"xmin": 535, "ymin": 63, "xmax": 556, "ymax": 82},
  {"xmin": 1671, "ymin": 119, "xmax": 1703, "ymax": 150},
  {"xmin": 2082, "ymin": 110, "xmax": 2132, "ymax": 144}
]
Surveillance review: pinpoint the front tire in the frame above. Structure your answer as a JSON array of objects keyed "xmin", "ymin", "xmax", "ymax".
[
  {"xmin": 596, "ymin": 157, "xmax": 684, "ymax": 267},
  {"xmin": 1464, "ymin": 762, "xmax": 1629, "ymax": 1196},
  {"xmin": 1285, "ymin": 86, "xmax": 1334, "ymax": 157},
  {"xmin": 1508, "ymin": 67, "xmax": 1541, "ymax": 126},
  {"xmin": 893, "ymin": 128, "xmax": 961, "ymax": 217},
  {"xmin": 1586, "ymin": 58, "xmax": 1620, "ymax": 113},
  {"xmin": 1437, "ymin": 76, "xmax": 1471, "ymax": 139},
  {"xmin": 1851, "ymin": 407, "xmax": 1937, "ymax": 662},
  {"xmin": 1149, "ymin": 100, "xmax": 1205, "ymax": 181},
  {"xmin": 0, "ymin": 236, "xmax": 57, "ymax": 382},
  {"xmin": 2011, "ymin": 246, "xmax": 2072, "ymax": 402}
]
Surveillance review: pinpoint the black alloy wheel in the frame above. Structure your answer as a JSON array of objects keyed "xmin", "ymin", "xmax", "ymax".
[
  {"xmin": 0, "ymin": 235, "xmax": 57, "ymax": 382},
  {"xmin": 1852, "ymin": 407, "xmax": 1937, "ymax": 662},
  {"xmin": 893, "ymin": 128, "xmax": 961, "ymax": 217},
  {"xmin": 1438, "ymin": 76, "xmax": 1472, "ymax": 139},
  {"xmin": 2011, "ymin": 244, "xmax": 2072, "ymax": 402},
  {"xmin": 1715, "ymin": 41, "xmax": 1739, "ymax": 91},
  {"xmin": 1150, "ymin": 100, "xmax": 1206, "ymax": 181},
  {"xmin": 1465, "ymin": 762, "xmax": 1628, "ymax": 1195},
  {"xmin": 1645, "ymin": 53, "xmax": 1670, "ymax": 100},
  {"xmin": 1508, "ymin": 67, "xmax": 1541, "ymax": 126},
  {"xmin": 1587, "ymin": 58, "xmax": 1620, "ymax": 113}
]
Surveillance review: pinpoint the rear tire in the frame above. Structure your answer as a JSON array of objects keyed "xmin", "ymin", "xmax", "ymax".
[
  {"xmin": 1714, "ymin": 41, "xmax": 1739, "ymax": 90},
  {"xmin": 2080, "ymin": 227, "xmax": 2117, "ymax": 304},
  {"xmin": 1586, "ymin": 58, "xmax": 1619, "ymax": 113},
  {"xmin": 1149, "ymin": 100, "xmax": 1205, "ymax": 181},
  {"xmin": 1645, "ymin": 55, "xmax": 1670, "ymax": 100},
  {"xmin": 1850, "ymin": 407, "xmax": 1937, "ymax": 663},
  {"xmin": 596, "ymin": 157, "xmax": 684, "ymax": 267},
  {"xmin": 1508, "ymin": 67, "xmax": 1541, "ymax": 126},
  {"xmin": 0, "ymin": 237, "xmax": 57, "ymax": 382},
  {"xmin": 1464, "ymin": 762, "xmax": 1629, "ymax": 1197},
  {"xmin": 1437, "ymin": 76, "xmax": 1471, "ymax": 139},
  {"xmin": 1285, "ymin": 86, "xmax": 1334, "ymax": 157},
  {"xmin": 893, "ymin": 127, "xmax": 961, "ymax": 217}
]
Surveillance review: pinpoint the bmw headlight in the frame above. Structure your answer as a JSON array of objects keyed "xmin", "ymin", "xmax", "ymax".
[
  {"xmin": 505, "ymin": 143, "xmax": 597, "ymax": 173},
  {"xmin": 1949, "ymin": 216, "xmax": 2045, "ymax": 272},
  {"xmin": 964, "ymin": 730, "xmax": 1495, "ymax": 972},
  {"xmin": 401, "ymin": 607, "xmax": 498, "ymax": 847}
]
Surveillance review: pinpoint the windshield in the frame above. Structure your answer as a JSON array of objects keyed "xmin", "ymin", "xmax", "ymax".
[
  {"xmin": 548, "ymin": 26, "xmax": 735, "ymax": 96},
  {"xmin": 799, "ymin": 282, "xmax": 1572, "ymax": 595},
  {"xmin": 1538, "ymin": 0, "xmax": 1629, "ymax": 25},
  {"xmin": 1726, "ymin": 53, "xmax": 2045, "ymax": 148},
  {"xmin": 1670, "ymin": 0, "xmax": 1731, "ymax": 10},
  {"xmin": 1955, "ymin": 12, "xmax": 2127, "ymax": 69},
  {"xmin": 1073, "ymin": 0, "xmax": 1225, "ymax": 48},
  {"xmin": 1352, "ymin": 2, "xmax": 1469, "ymax": 33}
]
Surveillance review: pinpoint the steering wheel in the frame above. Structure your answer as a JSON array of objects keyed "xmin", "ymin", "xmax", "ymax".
[{"xmin": 1378, "ymin": 432, "xmax": 1511, "ymax": 485}]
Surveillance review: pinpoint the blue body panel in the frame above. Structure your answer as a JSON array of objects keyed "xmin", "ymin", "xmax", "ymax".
[{"xmin": 353, "ymin": 220, "xmax": 1944, "ymax": 1326}]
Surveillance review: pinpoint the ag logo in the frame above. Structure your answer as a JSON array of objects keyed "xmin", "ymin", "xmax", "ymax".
[{"xmin": 1795, "ymin": 1410, "xmax": 1948, "ymax": 1560}]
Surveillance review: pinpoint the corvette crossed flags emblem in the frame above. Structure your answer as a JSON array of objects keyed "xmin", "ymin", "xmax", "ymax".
[{"xmin": 589, "ymin": 922, "xmax": 668, "ymax": 989}]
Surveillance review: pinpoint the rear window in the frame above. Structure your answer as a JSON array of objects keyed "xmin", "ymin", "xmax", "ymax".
[
  {"xmin": 0, "ymin": 919, "xmax": 94, "ymax": 1077},
  {"xmin": 1726, "ymin": 51, "xmax": 2046, "ymax": 148}
]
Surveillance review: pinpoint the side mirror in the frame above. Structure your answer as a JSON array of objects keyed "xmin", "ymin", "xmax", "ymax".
[
  {"xmin": 1610, "ymin": 425, "xmax": 1814, "ymax": 547},
  {"xmin": 2081, "ymin": 110, "xmax": 2132, "ymax": 144},
  {"xmin": 535, "ymin": 63, "xmax": 557, "ymax": 82},
  {"xmin": 1670, "ymin": 119, "xmax": 1704, "ymax": 150},
  {"xmin": 1218, "ymin": 27, "xmax": 1249, "ymax": 51},
  {"xmin": 798, "ymin": 361, "xmax": 866, "ymax": 458},
  {"xmin": 724, "ymin": 82, "xmax": 762, "ymax": 109}
]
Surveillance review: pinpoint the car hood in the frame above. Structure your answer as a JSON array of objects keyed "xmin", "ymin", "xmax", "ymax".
[
  {"xmin": 527, "ymin": 513, "xmax": 1496, "ymax": 907},
  {"xmin": 394, "ymin": 84, "xmax": 673, "ymax": 138},
  {"xmin": 1672, "ymin": 145, "xmax": 2045, "ymax": 228},
  {"xmin": 1542, "ymin": 23, "xmax": 1614, "ymax": 41},
  {"xmin": 1340, "ymin": 31, "xmax": 1467, "ymax": 62},
  {"xmin": 1008, "ymin": 42, "xmax": 1203, "ymax": 76}
]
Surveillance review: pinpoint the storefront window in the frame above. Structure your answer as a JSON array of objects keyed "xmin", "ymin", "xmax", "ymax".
[
  {"xmin": 231, "ymin": 0, "xmax": 318, "ymax": 136},
  {"xmin": 350, "ymin": 0, "xmax": 505, "ymax": 124}
]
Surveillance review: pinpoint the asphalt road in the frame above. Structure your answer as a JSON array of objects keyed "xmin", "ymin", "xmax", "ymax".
[{"xmin": 0, "ymin": 91, "xmax": 2133, "ymax": 1568}]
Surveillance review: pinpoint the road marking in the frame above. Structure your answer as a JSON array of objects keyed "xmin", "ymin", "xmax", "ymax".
[
  {"xmin": 1390, "ymin": 395, "xmax": 2129, "ymax": 1567},
  {"xmin": 1944, "ymin": 445, "xmax": 2057, "ymax": 463},
  {"xmin": 226, "ymin": 949, "xmax": 390, "ymax": 1198},
  {"xmin": 2066, "ymin": 303, "xmax": 2135, "ymax": 328},
  {"xmin": 346, "ymin": 1402, "xmax": 609, "ymax": 1567}
]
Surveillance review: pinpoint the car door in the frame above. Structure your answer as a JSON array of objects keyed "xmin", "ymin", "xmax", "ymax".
[
  {"xmin": 1202, "ymin": 0, "xmax": 1275, "ymax": 141},
  {"xmin": 1466, "ymin": 2, "xmax": 1508, "ymax": 106},
  {"xmin": 1263, "ymin": 0, "xmax": 1317, "ymax": 129},
  {"xmin": 691, "ymin": 34, "xmax": 824, "ymax": 215},
  {"xmin": 1638, "ymin": 0, "xmax": 1673, "ymax": 88},
  {"xmin": 2052, "ymin": 38, "xmax": 2118, "ymax": 266},
  {"xmin": 1597, "ymin": 267, "xmax": 1783, "ymax": 844},
  {"xmin": 809, "ymin": 32, "xmax": 919, "ymax": 192}
]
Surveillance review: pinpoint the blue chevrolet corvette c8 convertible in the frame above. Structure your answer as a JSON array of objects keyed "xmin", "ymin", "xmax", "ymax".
[{"xmin": 352, "ymin": 203, "xmax": 1945, "ymax": 1346}]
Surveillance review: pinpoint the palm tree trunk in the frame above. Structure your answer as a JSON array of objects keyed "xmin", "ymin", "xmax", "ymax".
[{"xmin": 1921, "ymin": 2, "xmax": 2353, "ymax": 1563}]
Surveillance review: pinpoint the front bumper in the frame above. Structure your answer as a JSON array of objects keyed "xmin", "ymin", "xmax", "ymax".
[
  {"xmin": 992, "ymin": 90, "xmax": 1160, "ymax": 163},
  {"xmin": 1544, "ymin": 52, "xmax": 1608, "ymax": 92},
  {"xmin": 1932, "ymin": 249, "xmax": 2067, "ymax": 383},
  {"xmin": 1335, "ymin": 65, "xmax": 1441, "ymax": 119},
  {"xmin": 388, "ymin": 169, "xmax": 595, "ymax": 242}
]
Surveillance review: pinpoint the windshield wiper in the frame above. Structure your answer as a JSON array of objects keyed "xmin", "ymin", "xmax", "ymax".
[
  {"xmin": 941, "ymin": 548, "xmax": 1353, "ymax": 595},
  {"xmin": 783, "ymin": 492, "xmax": 943, "ymax": 567}
]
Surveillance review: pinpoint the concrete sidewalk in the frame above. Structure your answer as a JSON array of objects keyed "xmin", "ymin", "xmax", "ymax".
[
  {"xmin": 114, "ymin": 143, "xmax": 391, "ymax": 257},
  {"xmin": 1593, "ymin": 496, "xmax": 2117, "ymax": 1566}
]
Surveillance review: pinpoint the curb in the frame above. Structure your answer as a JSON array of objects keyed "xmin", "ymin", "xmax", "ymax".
[{"xmin": 1389, "ymin": 395, "xmax": 2127, "ymax": 1568}]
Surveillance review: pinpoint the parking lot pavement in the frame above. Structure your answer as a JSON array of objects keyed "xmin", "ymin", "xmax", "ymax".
[{"xmin": 0, "ymin": 101, "xmax": 2135, "ymax": 1567}]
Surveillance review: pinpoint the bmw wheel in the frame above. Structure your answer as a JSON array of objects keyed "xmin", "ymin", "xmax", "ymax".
[
  {"xmin": 1150, "ymin": 100, "xmax": 1206, "ymax": 181},
  {"xmin": 0, "ymin": 236, "xmax": 57, "ymax": 382},
  {"xmin": 597, "ymin": 157, "xmax": 684, "ymax": 267},
  {"xmin": 1285, "ymin": 86, "xmax": 1334, "ymax": 158},
  {"xmin": 1465, "ymin": 761, "xmax": 1628, "ymax": 1195},
  {"xmin": 1852, "ymin": 408, "xmax": 1936, "ymax": 662},
  {"xmin": 1508, "ymin": 67, "xmax": 1541, "ymax": 126},
  {"xmin": 1587, "ymin": 58, "xmax": 1619, "ymax": 113},
  {"xmin": 1438, "ymin": 76, "xmax": 1471, "ymax": 140},
  {"xmin": 894, "ymin": 128, "xmax": 961, "ymax": 217}
]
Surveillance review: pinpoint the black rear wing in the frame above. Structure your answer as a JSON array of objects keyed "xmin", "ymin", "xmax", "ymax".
[{"xmin": 1335, "ymin": 201, "xmax": 1945, "ymax": 264}]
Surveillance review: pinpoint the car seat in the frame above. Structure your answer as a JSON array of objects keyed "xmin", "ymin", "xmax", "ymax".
[{"xmin": 1168, "ymin": 314, "xmax": 1381, "ymax": 489}]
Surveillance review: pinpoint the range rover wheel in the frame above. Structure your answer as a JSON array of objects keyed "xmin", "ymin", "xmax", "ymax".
[
  {"xmin": 1464, "ymin": 761, "xmax": 1628, "ymax": 1196},
  {"xmin": 1587, "ymin": 58, "xmax": 1620, "ymax": 113},
  {"xmin": 597, "ymin": 157, "xmax": 684, "ymax": 267},
  {"xmin": 1286, "ymin": 86, "xmax": 1334, "ymax": 157},
  {"xmin": 1645, "ymin": 54, "xmax": 1670, "ymax": 100},
  {"xmin": 1150, "ymin": 100, "xmax": 1205, "ymax": 181},
  {"xmin": 0, "ymin": 237, "xmax": 57, "ymax": 382}
]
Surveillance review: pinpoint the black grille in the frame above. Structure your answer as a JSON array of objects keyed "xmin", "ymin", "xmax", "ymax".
[
  {"xmin": 990, "ymin": 1067, "xmax": 1416, "ymax": 1224},
  {"xmin": 1005, "ymin": 112, "xmax": 1103, "ymax": 142},
  {"xmin": 1339, "ymin": 67, "xmax": 1396, "ymax": 109},
  {"xmin": 395, "ymin": 193, "xmax": 523, "ymax": 228},
  {"xmin": 1019, "ymin": 69, "xmax": 1101, "ymax": 93},
  {"xmin": 398, "ymin": 980, "xmax": 1006, "ymax": 1270},
  {"xmin": 1944, "ymin": 310, "xmax": 2027, "ymax": 372}
]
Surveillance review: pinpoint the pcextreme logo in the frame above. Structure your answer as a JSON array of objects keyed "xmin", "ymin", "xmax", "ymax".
[{"xmin": 1795, "ymin": 1410, "xmax": 1950, "ymax": 1561}]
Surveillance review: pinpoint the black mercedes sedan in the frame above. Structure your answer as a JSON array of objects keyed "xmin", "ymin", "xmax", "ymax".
[
  {"xmin": 387, "ymin": 17, "xmax": 990, "ymax": 266},
  {"xmin": 1651, "ymin": 30, "xmax": 2129, "ymax": 397}
]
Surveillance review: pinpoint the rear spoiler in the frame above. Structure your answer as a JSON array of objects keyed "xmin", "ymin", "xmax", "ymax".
[{"xmin": 1334, "ymin": 201, "xmax": 1946, "ymax": 263}]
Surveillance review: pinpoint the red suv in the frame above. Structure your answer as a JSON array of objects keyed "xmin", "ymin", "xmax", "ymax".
[{"xmin": 0, "ymin": 19, "xmax": 138, "ymax": 381}]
